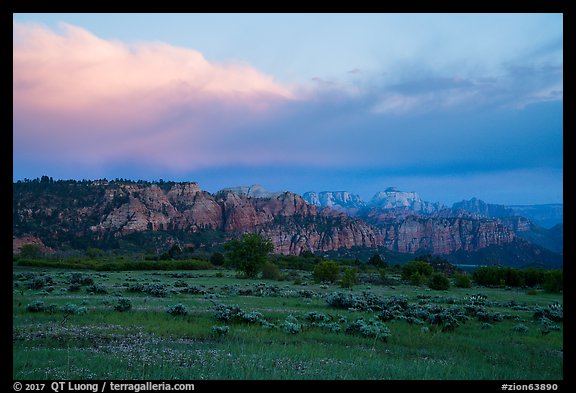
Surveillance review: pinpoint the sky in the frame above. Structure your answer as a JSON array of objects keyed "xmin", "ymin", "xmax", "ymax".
[{"xmin": 13, "ymin": 13, "xmax": 563, "ymax": 206}]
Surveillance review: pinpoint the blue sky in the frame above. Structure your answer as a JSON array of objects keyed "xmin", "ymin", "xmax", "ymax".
[{"xmin": 13, "ymin": 13, "xmax": 563, "ymax": 205}]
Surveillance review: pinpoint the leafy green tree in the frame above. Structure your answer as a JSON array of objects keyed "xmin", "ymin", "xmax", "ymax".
[
  {"xmin": 19, "ymin": 244, "xmax": 41, "ymax": 258},
  {"xmin": 210, "ymin": 252, "xmax": 226, "ymax": 266},
  {"xmin": 313, "ymin": 261, "xmax": 340, "ymax": 283},
  {"xmin": 224, "ymin": 233, "xmax": 274, "ymax": 278},
  {"xmin": 543, "ymin": 270, "xmax": 562, "ymax": 293},
  {"xmin": 86, "ymin": 247, "xmax": 104, "ymax": 259},
  {"xmin": 401, "ymin": 261, "xmax": 433, "ymax": 281},
  {"xmin": 409, "ymin": 272, "xmax": 426, "ymax": 286},
  {"xmin": 428, "ymin": 272, "xmax": 450, "ymax": 290},
  {"xmin": 368, "ymin": 254, "xmax": 387, "ymax": 268},
  {"xmin": 453, "ymin": 273, "xmax": 472, "ymax": 288},
  {"xmin": 340, "ymin": 267, "xmax": 358, "ymax": 288}
]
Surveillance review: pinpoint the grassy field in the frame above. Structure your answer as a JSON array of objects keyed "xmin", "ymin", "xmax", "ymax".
[{"xmin": 12, "ymin": 266, "xmax": 563, "ymax": 380}]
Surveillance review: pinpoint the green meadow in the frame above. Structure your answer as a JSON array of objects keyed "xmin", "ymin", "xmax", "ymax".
[{"xmin": 13, "ymin": 266, "xmax": 562, "ymax": 380}]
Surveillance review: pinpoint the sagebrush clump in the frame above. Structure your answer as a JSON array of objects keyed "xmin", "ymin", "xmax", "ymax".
[
  {"xmin": 211, "ymin": 325, "xmax": 230, "ymax": 338},
  {"xmin": 346, "ymin": 318, "xmax": 390, "ymax": 342},
  {"xmin": 114, "ymin": 298, "xmax": 132, "ymax": 312},
  {"xmin": 167, "ymin": 304, "xmax": 188, "ymax": 316}
]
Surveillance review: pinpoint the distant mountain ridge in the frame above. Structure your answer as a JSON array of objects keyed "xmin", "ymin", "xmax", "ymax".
[
  {"xmin": 216, "ymin": 184, "xmax": 283, "ymax": 199},
  {"xmin": 302, "ymin": 188, "xmax": 562, "ymax": 255},
  {"xmin": 302, "ymin": 191, "xmax": 366, "ymax": 214},
  {"xmin": 507, "ymin": 204, "xmax": 563, "ymax": 229},
  {"xmin": 370, "ymin": 187, "xmax": 443, "ymax": 214},
  {"xmin": 12, "ymin": 179, "xmax": 562, "ymax": 268}
]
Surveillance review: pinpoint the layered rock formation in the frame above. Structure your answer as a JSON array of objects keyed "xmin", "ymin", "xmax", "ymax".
[
  {"xmin": 13, "ymin": 180, "xmax": 517, "ymax": 256},
  {"xmin": 302, "ymin": 191, "xmax": 365, "ymax": 214},
  {"xmin": 370, "ymin": 187, "xmax": 443, "ymax": 214}
]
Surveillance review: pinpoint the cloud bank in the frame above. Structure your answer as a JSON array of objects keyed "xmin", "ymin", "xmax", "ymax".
[
  {"xmin": 13, "ymin": 22, "xmax": 295, "ymax": 170},
  {"xmin": 13, "ymin": 22, "xmax": 562, "ymax": 204}
]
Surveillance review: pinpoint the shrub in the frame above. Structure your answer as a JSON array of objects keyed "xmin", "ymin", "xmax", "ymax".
[
  {"xmin": 127, "ymin": 283, "xmax": 146, "ymax": 293},
  {"xmin": 27, "ymin": 275, "xmax": 52, "ymax": 290},
  {"xmin": 62, "ymin": 303, "xmax": 87, "ymax": 315},
  {"xmin": 282, "ymin": 316, "xmax": 302, "ymax": 334},
  {"xmin": 68, "ymin": 273, "xmax": 94, "ymax": 286},
  {"xmin": 303, "ymin": 311, "xmax": 330, "ymax": 322},
  {"xmin": 261, "ymin": 262, "xmax": 281, "ymax": 280},
  {"xmin": 340, "ymin": 267, "xmax": 358, "ymax": 289},
  {"xmin": 26, "ymin": 300, "xmax": 46, "ymax": 312},
  {"xmin": 346, "ymin": 318, "xmax": 390, "ymax": 342},
  {"xmin": 241, "ymin": 311, "xmax": 264, "ymax": 324},
  {"xmin": 453, "ymin": 273, "xmax": 472, "ymax": 288},
  {"xmin": 428, "ymin": 272, "xmax": 450, "ymax": 290},
  {"xmin": 145, "ymin": 284, "xmax": 167, "ymax": 298},
  {"xmin": 86, "ymin": 284, "xmax": 107, "ymax": 294},
  {"xmin": 476, "ymin": 311, "xmax": 503, "ymax": 323},
  {"xmin": 316, "ymin": 322, "xmax": 341, "ymax": 333},
  {"xmin": 427, "ymin": 311, "xmax": 460, "ymax": 331},
  {"xmin": 533, "ymin": 303, "xmax": 563, "ymax": 322},
  {"xmin": 211, "ymin": 325, "xmax": 229, "ymax": 338},
  {"xmin": 326, "ymin": 291, "xmax": 387, "ymax": 311},
  {"xmin": 167, "ymin": 304, "xmax": 188, "ymax": 316},
  {"xmin": 68, "ymin": 283, "xmax": 82, "ymax": 292},
  {"xmin": 325, "ymin": 292, "xmax": 365, "ymax": 310},
  {"xmin": 313, "ymin": 261, "xmax": 340, "ymax": 283},
  {"xmin": 214, "ymin": 304, "xmax": 244, "ymax": 322},
  {"xmin": 114, "ymin": 298, "xmax": 132, "ymax": 312},
  {"xmin": 512, "ymin": 324, "xmax": 529, "ymax": 333}
]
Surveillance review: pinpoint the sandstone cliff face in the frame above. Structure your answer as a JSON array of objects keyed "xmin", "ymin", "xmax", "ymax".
[
  {"xmin": 13, "ymin": 235, "xmax": 53, "ymax": 254},
  {"xmin": 90, "ymin": 183, "xmax": 222, "ymax": 237},
  {"xmin": 374, "ymin": 216, "xmax": 515, "ymax": 254},
  {"xmin": 13, "ymin": 181, "xmax": 515, "ymax": 255}
]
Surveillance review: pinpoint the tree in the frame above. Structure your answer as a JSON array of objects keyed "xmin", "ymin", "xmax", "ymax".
[
  {"xmin": 401, "ymin": 261, "xmax": 433, "ymax": 281},
  {"xmin": 369, "ymin": 254, "xmax": 387, "ymax": 268},
  {"xmin": 224, "ymin": 233, "xmax": 274, "ymax": 278},
  {"xmin": 210, "ymin": 252, "xmax": 226, "ymax": 266},
  {"xmin": 19, "ymin": 244, "xmax": 41, "ymax": 258},
  {"xmin": 313, "ymin": 261, "xmax": 340, "ymax": 283},
  {"xmin": 428, "ymin": 272, "xmax": 450, "ymax": 290},
  {"xmin": 86, "ymin": 247, "xmax": 104, "ymax": 259},
  {"xmin": 453, "ymin": 273, "xmax": 472, "ymax": 288},
  {"xmin": 543, "ymin": 270, "xmax": 562, "ymax": 293},
  {"xmin": 340, "ymin": 267, "xmax": 358, "ymax": 289},
  {"xmin": 409, "ymin": 272, "xmax": 426, "ymax": 286}
]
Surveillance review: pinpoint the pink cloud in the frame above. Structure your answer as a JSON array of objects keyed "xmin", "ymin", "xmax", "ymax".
[{"xmin": 13, "ymin": 22, "xmax": 296, "ymax": 170}]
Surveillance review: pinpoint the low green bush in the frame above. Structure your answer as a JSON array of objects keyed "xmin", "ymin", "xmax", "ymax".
[
  {"xmin": 167, "ymin": 304, "xmax": 188, "ymax": 316},
  {"xmin": 114, "ymin": 298, "xmax": 132, "ymax": 312},
  {"xmin": 345, "ymin": 318, "xmax": 390, "ymax": 342}
]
